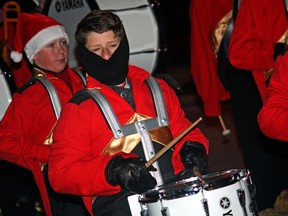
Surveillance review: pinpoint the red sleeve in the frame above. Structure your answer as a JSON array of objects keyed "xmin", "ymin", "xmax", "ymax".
[
  {"xmin": 190, "ymin": 0, "xmax": 230, "ymax": 117},
  {"xmin": 0, "ymin": 76, "xmax": 75, "ymax": 170},
  {"xmin": 48, "ymin": 101, "xmax": 124, "ymax": 197},
  {"xmin": 0, "ymin": 86, "xmax": 54, "ymax": 170},
  {"xmin": 158, "ymin": 79, "xmax": 209, "ymax": 174},
  {"xmin": 229, "ymin": 0, "xmax": 288, "ymax": 71},
  {"xmin": 257, "ymin": 53, "xmax": 288, "ymax": 141}
]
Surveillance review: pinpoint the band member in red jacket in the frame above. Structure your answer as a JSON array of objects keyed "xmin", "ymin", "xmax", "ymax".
[
  {"xmin": 229, "ymin": 0, "xmax": 288, "ymax": 101},
  {"xmin": 229, "ymin": 0, "xmax": 288, "ymax": 211},
  {"xmin": 0, "ymin": 13, "xmax": 88, "ymax": 216},
  {"xmin": 48, "ymin": 10, "xmax": 209, "ymax": 216},
  {"xmin": 189, "ymin": 0, "xmax": 231, "ymax": 117},
  {"xmin": 258, "ymin": 51, "xmax": 288, "ymax": 141}
]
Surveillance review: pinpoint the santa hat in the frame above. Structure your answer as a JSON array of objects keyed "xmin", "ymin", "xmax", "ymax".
[{"xmin": 10, "ymin": 13, "xmax": 69, "ymax": 63}]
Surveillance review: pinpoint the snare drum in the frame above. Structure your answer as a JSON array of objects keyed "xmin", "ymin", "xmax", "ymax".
[
  {"xmin": 137, "ymin": 169, "xmax": 258, "ymax": 216},
  {"xmin": 43, "ymin": 0, "xmax": 166, "ymax": 74}
]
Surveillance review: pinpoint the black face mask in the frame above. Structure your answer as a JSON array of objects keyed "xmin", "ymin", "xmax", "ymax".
[{"xmin": 76, "ymin": 35, "xmax": 129, "ymax": 85}]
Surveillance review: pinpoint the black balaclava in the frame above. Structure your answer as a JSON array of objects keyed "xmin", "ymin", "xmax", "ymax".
[{"xmin": 76, "ymin": 35, "xmax": 129, "ymax": 85}]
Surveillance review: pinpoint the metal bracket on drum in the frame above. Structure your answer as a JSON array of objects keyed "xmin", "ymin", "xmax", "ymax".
[
  {"xmin": 139, "ymin": 194, "xmax": 148, "ymax": 216},
  {"xmin": 201, "ymin": 198, "xmax": 209, "ymax": 216},
  {"xmin": 239, "ymin": 169, "xmax": 259, "ymax": 215},
  {"xmin": 238, "ymin": 189, "xmax": 248, "ymax": 216},
  {"xmin": 159, "ymin": 195, "xmax": 168, "ymax": 216},
  {"xmin": 140, "ymin": 204, "xmax": 148, "ymax": 216},
  {"xmin": 160, "ymin": 208, "xmax": 168, "ymax": 216}
]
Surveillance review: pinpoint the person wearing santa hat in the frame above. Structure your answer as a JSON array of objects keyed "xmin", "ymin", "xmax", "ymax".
[{"xmin": 0, "ymin": 12, "xmax": 89, "ymax": 216}]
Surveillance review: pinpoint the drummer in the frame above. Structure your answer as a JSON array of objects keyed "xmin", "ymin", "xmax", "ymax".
[{"xmin": 48, "ymin": 10, "xmax": 209, "ymax": 216}]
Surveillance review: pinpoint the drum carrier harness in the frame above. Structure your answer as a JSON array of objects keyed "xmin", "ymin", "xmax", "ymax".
[{"xmin": 75, "ymin": 76, "xmax": 170, "ymax": 186}]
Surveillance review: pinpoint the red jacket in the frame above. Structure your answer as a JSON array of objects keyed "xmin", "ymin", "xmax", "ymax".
[
  {"xmin": 258, "ymin": 52, "xmax": 288, "ymax": 141},
  {"xmin": 229, "ymin": 0, "xmax": 288, "ymax": 101},
  {"xmin": 48, "ymin": 65, "xmax": 209, "ymax": 214},
  {"xmin": 11, "ymin": 58, "xmax": 33, "ymax": 89},
  {"xmin": 190, "ymin": 0, "xmax": 231, "ymax": 117},
  {"xmin": 0, "ymin": 67, "xmax": 85, "ymax": 216}
]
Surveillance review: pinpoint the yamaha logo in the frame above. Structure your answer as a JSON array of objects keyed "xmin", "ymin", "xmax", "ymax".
[
  {"xmin": 220, "ymin": 197, "xmax": 231, "ymax": 209},
  {"xmin": 54, "ymin": 0, "xmax": 84, "ymax": 12}
]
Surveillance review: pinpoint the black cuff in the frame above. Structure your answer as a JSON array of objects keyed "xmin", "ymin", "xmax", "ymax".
[{"xmin": 105, "ymin": 156, "xmax": 123, "ymax": 186}]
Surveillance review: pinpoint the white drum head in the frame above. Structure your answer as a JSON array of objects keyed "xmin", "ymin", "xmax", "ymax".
[{"xmin": 43, "ymin": 0, "xmax": 165, "ymax": 74}]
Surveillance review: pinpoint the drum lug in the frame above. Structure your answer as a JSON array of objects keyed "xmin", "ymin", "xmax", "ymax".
[
  {"xmin": 249, "ymin": 201, "xmax": 259, "ymax": 216},
  {"xmin": 160, "ymin": 207, "xmax": 168, "ymax": 216},
  {"xmin": 139, "ymin": 199, "xmax": 149, "ymax": 216},
  {"xmin": 140, "ymin": 209, "xmax": 148, "ymax": 216},
  {"xmin": 201, "ymin": 198, "xmax": 210, "ymax": 216},
  {"xmin": 159, "ymin": 197, "xmax": 169, "ymax": 216},
  {"xmin": 237, "ymin": 189, "xmax": 248, "ymax": 216},
  {"xmin": 237, "ymin": 187, "xmax": 259, "ymax": 216},
  {"xmin": 248, "ymin": 183, "xmax": 257, "ymax": 200}
]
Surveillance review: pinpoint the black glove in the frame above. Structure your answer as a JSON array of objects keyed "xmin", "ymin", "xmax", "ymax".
[
  {"xmin": 105, "ymin": 156, "xmax": 157, "ymax": 194},
  {"xmin": 180, "ymin": 141, "xmax": 208, "ymax": 172},
  {"xmin": 273, "ymin": 42, "xmax": 288, "ymax": 60}
]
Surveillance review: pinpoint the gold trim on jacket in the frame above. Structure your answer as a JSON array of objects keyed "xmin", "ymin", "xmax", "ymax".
[{"xmin": 103, "ymin": 113, "xmax": 173, "ymax": 155}]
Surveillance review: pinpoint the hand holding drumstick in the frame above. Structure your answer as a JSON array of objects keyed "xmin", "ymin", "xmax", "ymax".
[
  {"xmin": 145, "ymin": 117, "xmax": 203, "ymax": 168},
  {"xmin": 145, "ymin": 117, "xmax": 206, "ymax": 183}
]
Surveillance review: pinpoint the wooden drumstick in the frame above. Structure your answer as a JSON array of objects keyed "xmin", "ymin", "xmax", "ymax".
[
  {"xmin": 145, "ymin": 117, "xmax": 203, "ymax": 168},
  {"xmin": 193, "ymin": 166, "xmax": 205, "ymax": 183},
  {"xmin": 218, "ymin": 115, "xmax": 231, "ymax": 136}
]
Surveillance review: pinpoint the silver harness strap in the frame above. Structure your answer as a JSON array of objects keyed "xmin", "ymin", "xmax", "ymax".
[
  {"xmin": 28, "ymin": 76, "xmax": 62, "ymax": 119},
  {"xmin": 72, "ymin": 67, "xmax": 87, "ymax": 86},
  {"xmin": 77, "ymin": 77, "xmax": 169, "ymax": 185},
  {"xmin": 27, "ymin": 68, "xmax": 87, "ymax": 120}
]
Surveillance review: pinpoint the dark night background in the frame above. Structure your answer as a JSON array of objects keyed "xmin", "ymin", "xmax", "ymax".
[{"xmin": 159, "ymin": 0, "xmax": 191, "ymax": 68}]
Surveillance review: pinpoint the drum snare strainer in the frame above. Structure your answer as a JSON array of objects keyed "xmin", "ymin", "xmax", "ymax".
[{"xmin": 138, "ymin": 169, "xmax": 258, "ymax": 216}]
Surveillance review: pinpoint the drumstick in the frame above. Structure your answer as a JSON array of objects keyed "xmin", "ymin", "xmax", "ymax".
[
  {"xmin": 218, "ymin": 115, "xmax": 231, "ymax": 136},
  {"xmin": 193, "ymin": 166, "xmax": 205, "ymax": 183},
  {"xmin": 145, "ymin": 117, "xmax": 202, "ymax": 168}
]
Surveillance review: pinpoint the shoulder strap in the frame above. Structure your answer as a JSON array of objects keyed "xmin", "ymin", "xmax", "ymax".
[
  {"xmin": 75, "ymin": 78, "xmax": 169, "ymax": 185},
  {"xmin": 75, "ymin": 88, "xmax": 123, "ymax": 138},
  {"xmin": 27, "ymin": 76, "xmax": 62, "ymax": 119},
  {"xmin": 74, "ymin": 77, "xmax": 169, "ymax": 138},
  {"xmin": 145, "ymin": 76, "xmax": 170, "ymax": 126},
  {"xmin": 72, "ymin": 67, "xmax": 87, "ymax": 86}
]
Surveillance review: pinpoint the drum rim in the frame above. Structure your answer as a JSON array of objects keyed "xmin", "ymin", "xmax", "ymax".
[{"xmin": 140, "ymin": 168, "xmax": 250, "ymax": 202}]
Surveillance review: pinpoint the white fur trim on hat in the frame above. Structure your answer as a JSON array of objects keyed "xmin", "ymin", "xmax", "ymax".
[
  {"xmin": 24, "ymin": 25, "xmax": 69, "ymax": 63},
  {"xmin": 10, "ymin": 50, "xmax": 23, "ymax": 63}
]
